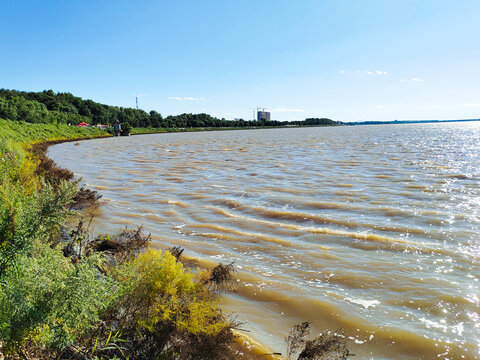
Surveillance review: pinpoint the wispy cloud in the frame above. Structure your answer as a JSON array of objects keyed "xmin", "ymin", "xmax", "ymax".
[
  {"xmin": 135, "ymin": 94, "xmax": 146, "ymax": 98},
  {"xmin": 168, "ymin": 96, "xmax": 205, "ymax": 101},
  {"xmin": 340, "ymin": 70, "xmax": 387, "ymax": 76},
  {"xmin": 271, "ymin": 107, "xmax": 305, "ymax": 113},
  {"xmin": 400, "ymin": 78, "xmax": 424, "ymax": 82},
  {"xmin": 462, "ymin": 103, "xmax": 480, "ymax": 107},
  {"xmin": 375, "ymin": 105, "xmax": 387, "ymax": 109}
]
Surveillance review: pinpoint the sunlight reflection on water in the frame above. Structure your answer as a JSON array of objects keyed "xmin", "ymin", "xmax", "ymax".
[{"xmin": 49, "ymin": 123, "xmax": 480, "ymax": 359}]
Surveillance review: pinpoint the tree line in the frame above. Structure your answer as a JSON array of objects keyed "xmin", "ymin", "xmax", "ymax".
[{"xmin": 0, "ymin": 89, "xmax": 339, "ymax": 128}]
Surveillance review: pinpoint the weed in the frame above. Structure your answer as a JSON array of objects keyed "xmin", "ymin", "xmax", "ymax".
[
  {"xmin": 286, "ymin": 322, "xmax": 311, "ymax": 360},
  {"xmin": 285, "ymin": 323, "xmax": 352, "ymax": 360},
  {"xmin": 167, "ymin": 245, "xmax": 184, "ymax": 261},
  {"xmin": 206, "ymin": 262, "xmax": 237, "ymax": 292},
  {"xmin": 89, "ymin": 226, "xmax": 151, "ymax": 265}
]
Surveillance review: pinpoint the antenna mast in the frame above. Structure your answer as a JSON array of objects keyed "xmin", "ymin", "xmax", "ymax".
[{"xmin": 136, "ymin": 96, "xmax": 138, "ymax": 110}]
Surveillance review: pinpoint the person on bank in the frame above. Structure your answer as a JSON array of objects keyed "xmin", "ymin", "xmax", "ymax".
[{"xmin": 113, "ymin": 120, "xmax": 122, "ymax": 136}]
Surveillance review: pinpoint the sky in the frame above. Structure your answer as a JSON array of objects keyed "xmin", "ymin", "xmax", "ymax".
[{"xmin": 1, "ymin": 0, "xmax": 480, "ymax": 122}]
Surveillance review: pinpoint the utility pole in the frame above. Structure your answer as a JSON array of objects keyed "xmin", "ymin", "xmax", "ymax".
[
  {"xmin": 248, "ymin": 107, "xmax": 257, "ymax": 120},
  {"xmin": 136, "ymin": 96, "xmax": 138, "ymax": 110}
]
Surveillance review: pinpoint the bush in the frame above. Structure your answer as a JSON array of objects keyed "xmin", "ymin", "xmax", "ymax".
[
  {"xmin": 0, "ymin": 178, "xmax": 77, "ymax": 277},
  {"xmin": 87, "ymin": 249, "xmax": 237, "ymax": 360},
  {"xmin": 0, "ymin": 244, "xmax": 117, "ymax": 353},
  {"xmin": 120, "ymin": 122, "xmax": 131, "ymax": 136}
]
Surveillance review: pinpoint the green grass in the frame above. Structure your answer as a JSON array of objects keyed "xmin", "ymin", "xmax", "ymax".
[{"xmin": 0, "ymin": 118, "xmax": 109, "ymax": 145}]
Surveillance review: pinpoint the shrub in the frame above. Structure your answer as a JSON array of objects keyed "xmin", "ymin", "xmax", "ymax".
[
  {"xmin": 120, "ymin": 122, "xmax": 131, "ymax": 136},
  {"xmin": 0, "ymin": 178, "xmax": 77, "ymax": 277},
  {"xmin": 0, "ymin": 240, "xmax": 118, "ymax": 354},
  {"xmin": 87, "ymin": 249, "xmax": 237, "ymax": 360},
  {"xmin": 113, "ymin": 249, "xmax": 223, "ymax": 334},
  {"xmin": 88, "ymin": 226, "xmax": 151, "ymax": 266}
]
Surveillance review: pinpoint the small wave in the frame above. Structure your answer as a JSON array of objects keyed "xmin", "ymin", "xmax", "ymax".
[
  {"xmin": 217, "ymin": 209, "xmax": 445, "ymax": 254},
  {"xmin": 335, "ymin": 183, "xmax": 354, "ymax": 187},
  {"xmin": 445, "ymin": 174, "xmax": 468, "ymax": 180},
  {"xmin": 345, "ymin": 297, "xmax": 380, "ymax": 309},
  {"xmin": 189, "ymin": 223, "xmax": 292, "ymax": 247},
  {"xmin": 164, "ymin": 177, "xmax": 184, "ymax": 183},
  {"xmin": 211, "ymin": 198, "xmax": 244, "ymax": 209},
  {"xmin": 245, "ymin": 206, "xmax": 428, "ymax": 236},
  {"xmin": 144, "ymin": 214, "xmax": 167, "ymax": 223},
  {"xmin": 167, "ymin": 199, "xmax": 189, "ymax": 207}
]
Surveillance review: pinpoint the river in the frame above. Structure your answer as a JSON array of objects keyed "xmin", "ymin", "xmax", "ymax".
[{"xmin": 48, "ymin": 123, "xmax": 480, "ymax": 359}]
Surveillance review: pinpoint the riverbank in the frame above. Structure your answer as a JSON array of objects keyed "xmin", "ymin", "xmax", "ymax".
[{"xmin": 0, "ymin": 119, "xmax": 249, "ymax": 359}]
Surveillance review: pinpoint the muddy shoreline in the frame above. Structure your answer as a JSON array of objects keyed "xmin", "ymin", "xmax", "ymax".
[{"xmin": 39, "ymin": 135, "xmax": 286, "ymax": 360}]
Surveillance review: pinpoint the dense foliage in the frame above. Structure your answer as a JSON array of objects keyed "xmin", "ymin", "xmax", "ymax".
[{"xmin": 0, "ymin": 89, "xmax": 339, "ymax": 129}]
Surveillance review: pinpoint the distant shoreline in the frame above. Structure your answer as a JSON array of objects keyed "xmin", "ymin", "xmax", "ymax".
[
  {"xmin": 128, "ymin": 119, "xmax": 480, "ymax": 136},
  {"xmin": 344, "ymin": 118, "xmax": 480, "ymax": 126}
]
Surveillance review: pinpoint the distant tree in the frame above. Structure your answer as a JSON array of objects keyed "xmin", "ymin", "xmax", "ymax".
[{"xmin": 0, "ymin": 88, "xmax": 339, "ymax": 129}]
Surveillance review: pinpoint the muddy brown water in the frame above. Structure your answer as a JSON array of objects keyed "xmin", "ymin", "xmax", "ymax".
[{"xmin": 49, "ymin": 123, "xmax": 480, "ymax": 359}]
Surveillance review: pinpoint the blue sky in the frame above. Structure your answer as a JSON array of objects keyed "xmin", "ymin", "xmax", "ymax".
[{"xmin": 1, "ymin": 0, "xmax": 479, "ymax": 122}]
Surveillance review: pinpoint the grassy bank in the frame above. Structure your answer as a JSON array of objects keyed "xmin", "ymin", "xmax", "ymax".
[
  {"xmin": 0, "ymin": 119, "xmax": 110, "ymax": 194},
  {"xmin": 0, "ymin": 119, "xmax": 241, "ymax": 359},
  {"xmin": 0, "ymin": 119, "xmax": 109, "ymax": 143}
]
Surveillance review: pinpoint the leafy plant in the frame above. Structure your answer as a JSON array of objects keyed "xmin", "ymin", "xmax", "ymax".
[
  {"xmin": 0, "ymin": 241, "xmax": 118, "ymax": 353},
  {"xmin": 0, "ymin": 178, "xmax": 77, "ymax": 277}
]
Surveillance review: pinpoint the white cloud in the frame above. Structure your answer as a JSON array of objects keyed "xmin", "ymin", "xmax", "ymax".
[
  {"xmin": 168, "ymin": 96, "xmax": 205, "ymax": 101},
  {"xmin": 271, "ymin": 107, "xmax": 305, "ymax": 113},
  {"xmin": 375, "ymin": 105, "xmax": 387, "ymax": 109},
  {"xmin": 340, "ymin": 70, "xmax": 387, "ymax": 76},
  {"xmin": 463, "ymin": 103, "xmax": 480, "ymax": 107},
  {"xmin": 135, "ymin": 94, "xmax": 146, "ymax": 98},
  {"xmin": 401, "ymin": 78, "xmax": 424, "ymax": 82}
]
